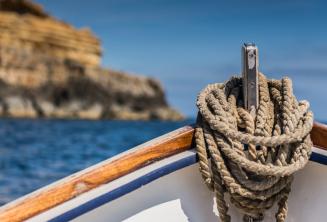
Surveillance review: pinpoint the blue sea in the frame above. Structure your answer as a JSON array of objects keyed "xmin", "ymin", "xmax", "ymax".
[{"xmin": 0, "ymin": 119, "xmax": 193, "ymax": 206}]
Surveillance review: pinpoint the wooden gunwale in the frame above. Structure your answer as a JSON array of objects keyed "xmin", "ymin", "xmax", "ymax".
[
  {"xmin": 311, "ymin": 122, "xmax": 327, "ymax": 150},
  {"xmin": 0, "ymin": 122, "xmax": 327, "ymax": 222}
]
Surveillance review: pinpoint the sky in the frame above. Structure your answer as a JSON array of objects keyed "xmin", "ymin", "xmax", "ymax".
[{"xmin": 36, "ymin": 0, "xmax": 327, "ymax": 120}]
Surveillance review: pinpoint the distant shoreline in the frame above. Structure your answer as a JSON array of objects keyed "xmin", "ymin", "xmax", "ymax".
[{"xmin": 0, "ymin": 0, "xmax": 183, "ymax": 121}]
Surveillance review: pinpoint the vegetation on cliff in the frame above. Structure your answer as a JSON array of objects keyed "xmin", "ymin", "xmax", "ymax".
[{"xmin": 0, "ymin": 0, "xmax": 183, "ymax": 120}]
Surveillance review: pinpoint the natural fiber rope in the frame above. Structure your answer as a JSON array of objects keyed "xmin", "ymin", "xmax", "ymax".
[{"xmin": 195, "ymin": 73, "xmax": 313, "ymax": 222}]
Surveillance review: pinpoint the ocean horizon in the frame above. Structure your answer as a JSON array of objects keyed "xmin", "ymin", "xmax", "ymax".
[{"xmin": 0, "ymin": 1, "xmax": 326, "ymax": 219}]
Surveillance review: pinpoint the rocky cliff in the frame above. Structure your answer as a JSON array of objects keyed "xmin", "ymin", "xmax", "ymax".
[{"xmin": 0, "ymin": 0, "xmax": 183, "ymax": 120}]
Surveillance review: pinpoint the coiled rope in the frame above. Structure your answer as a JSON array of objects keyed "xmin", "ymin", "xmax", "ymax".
[{"xmin": 195, "ymin": 73, "xmax": 313, "ymax": 222}]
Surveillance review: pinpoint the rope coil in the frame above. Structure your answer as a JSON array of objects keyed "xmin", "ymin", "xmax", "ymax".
[{"xmin": 195, "ymin": 73, "xmax": 313, "ymax": 222}]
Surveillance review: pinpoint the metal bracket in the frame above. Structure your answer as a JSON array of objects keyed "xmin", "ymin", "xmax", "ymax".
[{"xmin": 242, "ymin": 43, "xmax": 259, "ymax": 116}]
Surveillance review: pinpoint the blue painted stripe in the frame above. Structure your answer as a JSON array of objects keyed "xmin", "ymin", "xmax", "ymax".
[
  {"xmin": 310, "ymin": 151, "xmax": 327, "ymax": 165},
  {"xmin": 48, "ymin": 153, "xmax": 197, "ymax": 222},
  {"xmin": 48, "ymin": 150, "xmax": 327, "ymax": 222}
]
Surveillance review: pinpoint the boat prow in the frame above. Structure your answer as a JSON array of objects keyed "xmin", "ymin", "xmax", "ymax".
[{"xmin": 1, "ymin": 123, "xmax": 327, "ymax": 222}]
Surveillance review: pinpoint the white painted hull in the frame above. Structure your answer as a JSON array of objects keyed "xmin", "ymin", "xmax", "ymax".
[{"xmin": 28, "ymin": 147, "xmax": 327, "ymax": 222}]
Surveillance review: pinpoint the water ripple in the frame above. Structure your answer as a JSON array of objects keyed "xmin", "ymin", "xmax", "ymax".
[{"xmin": 0, "ymin": 118, "xmax": 193, "ymax": 205}]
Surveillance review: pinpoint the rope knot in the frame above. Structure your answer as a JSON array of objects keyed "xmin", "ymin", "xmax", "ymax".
[{"xmin": 195, "ymin": 73, "xmax": 313, "ymax": 222}]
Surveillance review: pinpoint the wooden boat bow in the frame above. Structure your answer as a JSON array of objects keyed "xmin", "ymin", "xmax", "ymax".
[{"xmin": 0, "ymin": 122, "xmax": 326, "ymax": 222}]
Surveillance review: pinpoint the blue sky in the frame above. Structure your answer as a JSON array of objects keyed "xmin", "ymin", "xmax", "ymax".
[{"xmin": 36, "ymin": 0, "xmax": 327, "ymax": 120}]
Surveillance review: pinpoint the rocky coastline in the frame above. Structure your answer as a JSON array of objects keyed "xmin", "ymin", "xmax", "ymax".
[{"xmin": 0, "ymin": 0, "xmax": 183, "ymax": 120}]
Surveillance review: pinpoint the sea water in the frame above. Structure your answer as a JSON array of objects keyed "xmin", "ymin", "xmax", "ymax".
[{"xmin": 0, "ymin": 119, "xmax": 193, "ymax": 205}]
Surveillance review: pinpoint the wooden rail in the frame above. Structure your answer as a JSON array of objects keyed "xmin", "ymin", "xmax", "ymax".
[
  {"xmin": 0, "ymin": 122, "xmax": 326, "ymax": 222},
  {"xmin": 311, "ymin": 122, "xmax": 327, "ymax": 150}
]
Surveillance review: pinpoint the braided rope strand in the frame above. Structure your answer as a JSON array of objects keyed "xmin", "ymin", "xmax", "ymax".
[{"xmin": 195, "ymin": 73, "xmax": 313, "ymax": 222}]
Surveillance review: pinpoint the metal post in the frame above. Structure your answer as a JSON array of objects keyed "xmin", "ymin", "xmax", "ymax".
[{"xmin": 242, "ymin": 43, "xmax": 259, "ymax": 117}]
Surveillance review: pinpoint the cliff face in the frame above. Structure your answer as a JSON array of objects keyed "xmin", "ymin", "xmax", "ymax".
[{"xmin": 0, "ymin": 0, "xmax": 183, "ymax": 120}]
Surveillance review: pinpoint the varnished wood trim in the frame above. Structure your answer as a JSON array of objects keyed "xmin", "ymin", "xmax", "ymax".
[
  {"xmin": 311, "ymin": 122, "xmax": 327, "ymax": 151},
  {"xmin": 0, "ymin": 122, "xmax": 327, "ymax": 222}
]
